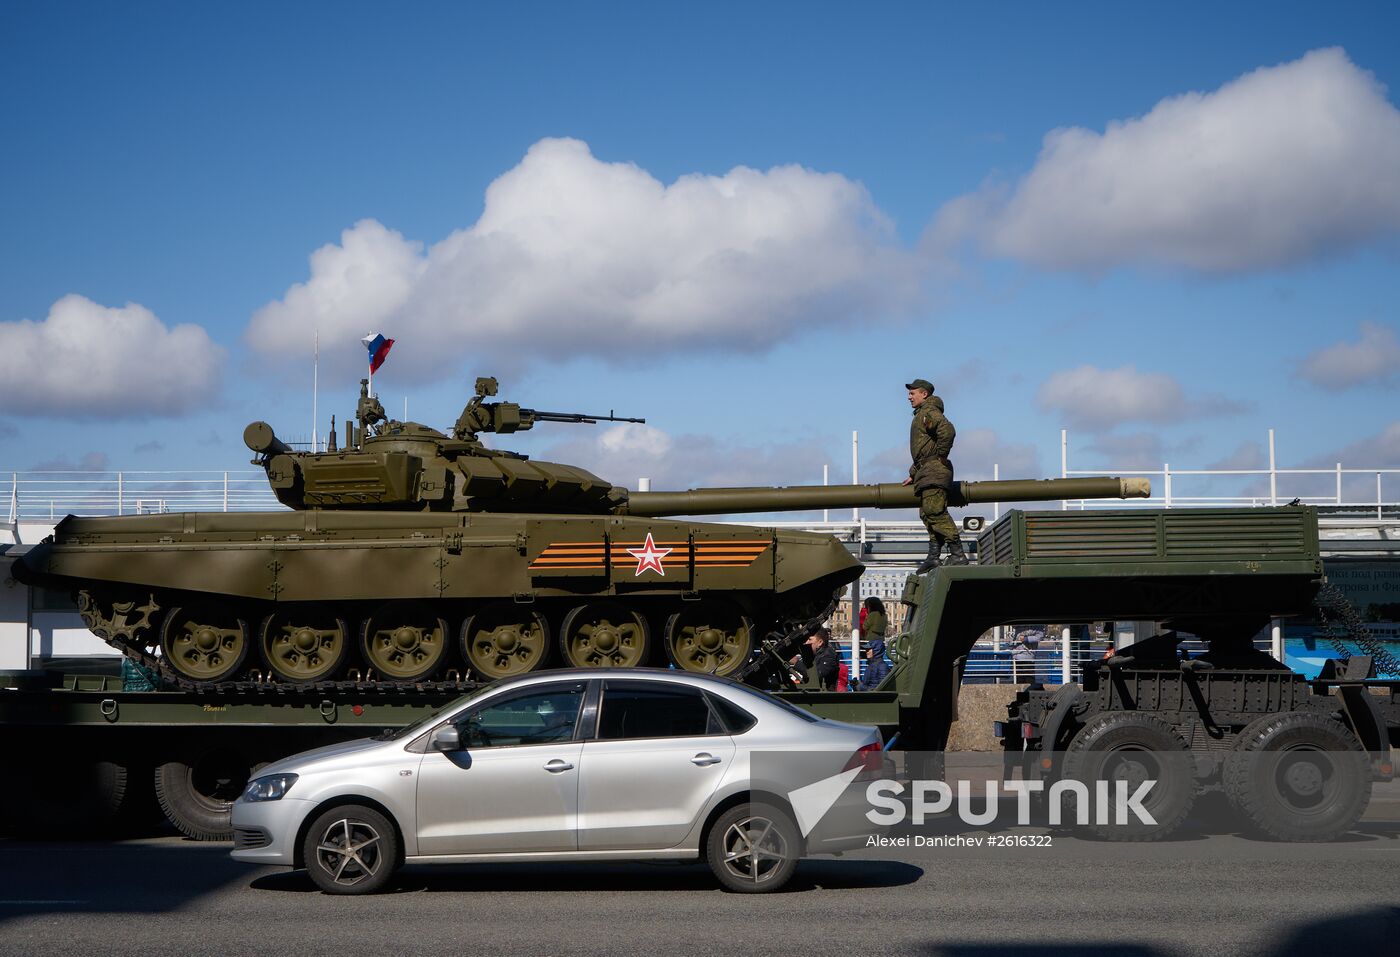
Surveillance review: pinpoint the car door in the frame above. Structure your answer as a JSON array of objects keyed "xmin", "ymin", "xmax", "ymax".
[
  {"xmin": 577, "ymin": 679, "xmax": 736, "ymax": 851},
  {"xmin": 415, "ymin": 681, "xmax": 587, "ymax": 855}
]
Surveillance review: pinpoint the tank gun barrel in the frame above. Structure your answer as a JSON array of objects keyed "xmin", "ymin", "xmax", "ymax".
[{"xmin": 618, "ymin": 476, "xmax": 1150, "ymax": 517}]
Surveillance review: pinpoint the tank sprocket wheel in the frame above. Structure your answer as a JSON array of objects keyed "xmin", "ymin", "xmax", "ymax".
[
  {"xmin": 461, "ymin": 603, "xmax": 550, "ymax": 680},
  {"xmin": 360, "ymin": 603, "xmax": 450, "ymax": 681},
  {"xmin": 260, "ymin": 610, "xmax": 350, "ymax": 682},
  {"xmin": 77, "ymin": 589, "xmax": 164, "ymax": 645},
  {"xmin": 664, "ymin": 600, "xmax": 755, "ymax": 677},
  {"xmin": 160, "ymin": 603, "xmax": 252, "ymax": 683},
  {"xmin": 559, "ymin": 602, "xmax": 649, "ymax": 669}
]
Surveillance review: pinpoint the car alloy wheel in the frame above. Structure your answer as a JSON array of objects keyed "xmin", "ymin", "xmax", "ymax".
[
  {"xmin": 303, "ymin": 804, "xmax": 399, "ymax": 894},
  {"xmin": 707, "ymin": 803, "xmax": 799, "ymax": 893}
]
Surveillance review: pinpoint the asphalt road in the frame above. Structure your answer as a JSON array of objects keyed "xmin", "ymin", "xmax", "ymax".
[{"xmin": 1, "ymin": 799, "xmax": 1396, "ymax": 957}]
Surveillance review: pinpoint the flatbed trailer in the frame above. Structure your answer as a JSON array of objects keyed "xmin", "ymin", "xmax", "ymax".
[{"xmin": 3, "ymin": 505, "xmax": 1397, "ymax": 841}]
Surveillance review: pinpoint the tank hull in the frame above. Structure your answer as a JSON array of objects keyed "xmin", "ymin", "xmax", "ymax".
[{"xmin": 13, "ymin": 510, "xmax": 859, "ymax": 684}]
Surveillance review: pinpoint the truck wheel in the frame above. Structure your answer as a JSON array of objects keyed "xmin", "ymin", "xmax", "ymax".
[
  {"xmin": 155, "ymin": 749, "xmax": 256, "ymax": 840},
  {"xmin": 10, "ymin": 755, "xmax": 132, "ymax": 837},
  {"xmin": 303, "ymin": 804, "xmax": 400, "ymax": 895},
  {"xmin": 705, "ymin": 802, "xmax": 801, "ymax": 893},
  {"xmin": 1223, "ymin": 712, "xmax": 1370, "ymax": 842},
  {"xmin": 1061, "ymin": 712, "xmax": 1195, "ymax": 841}
]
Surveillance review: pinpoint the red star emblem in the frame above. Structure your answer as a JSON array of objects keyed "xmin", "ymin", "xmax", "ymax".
[{"xmin": 626, "ymin": 531, "xmax": 672, "ymax": 577}]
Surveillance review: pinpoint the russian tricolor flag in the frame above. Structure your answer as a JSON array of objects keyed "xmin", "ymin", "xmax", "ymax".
[{"xmin": 361, "ymin": 333, "xmax": 395, "ymax": 374}]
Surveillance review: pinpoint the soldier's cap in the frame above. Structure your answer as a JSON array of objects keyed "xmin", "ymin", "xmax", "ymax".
[{"xmin": 905, "ymin": 378, "xmax": 935, "ymax": 393}]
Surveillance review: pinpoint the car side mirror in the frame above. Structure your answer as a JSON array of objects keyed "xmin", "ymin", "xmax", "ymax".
[{"xmin": 430, "ymin": 726, "xmax": 462, "ymax": 752}]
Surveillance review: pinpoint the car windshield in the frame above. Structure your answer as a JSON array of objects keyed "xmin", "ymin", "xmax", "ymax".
[{"xmin": 377, "ymin": 686, "xmax": 492, "ymax": 741}]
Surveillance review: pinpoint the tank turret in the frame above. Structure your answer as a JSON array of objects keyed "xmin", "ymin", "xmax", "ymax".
[
  {"xmin": 247, "ymin": 377, "xmax": 1149, "ymax": 516},
  {"xmin": 245, "ymin": 376, "xmax": 641, "ymax": 513}
]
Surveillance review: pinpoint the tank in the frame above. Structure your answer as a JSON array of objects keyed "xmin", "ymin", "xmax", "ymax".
[{"xmin": 11, "ymin": 377, "xmax": 1150, "ymax": 688}]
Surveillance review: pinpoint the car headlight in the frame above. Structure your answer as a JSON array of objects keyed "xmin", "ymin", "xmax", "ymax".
[{"xmin": 242, "ymin": 773, "xmax": 299, "ymax": 802}]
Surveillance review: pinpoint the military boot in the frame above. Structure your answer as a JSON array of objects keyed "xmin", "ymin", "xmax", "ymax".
[
  {"xmin": 944, "ymin": 536, "xmax": 970, "ymax": 566},
  {"xmin": 916, "ymin": 538, "xmax": 941, "ymax": 574}
]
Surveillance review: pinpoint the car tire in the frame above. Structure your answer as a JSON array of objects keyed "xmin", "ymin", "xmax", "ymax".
[
  {"xmin": 303, "ymin": 804, "xmax": 400, "ymax": 895},
  {"xmin": 1223, "ymin": 712, "xmax": 1370, "ymax": 842},
  {"xmin": 705, "ymin": 802, "xmax": 800, "ymax": 894},
  {"xmin": 1060, "ymin": 711, "xmax": 1196, "ymax": 841}
]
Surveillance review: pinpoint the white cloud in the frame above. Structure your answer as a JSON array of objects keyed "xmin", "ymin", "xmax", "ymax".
[
  {"xmin": 1298, "ymin": 322, "xmax": 1400, "ymax": 390},
  {"xmin": 952, "ymin": 429, "xmax": 1042, "ymax": 480},
  {"xmin": 0, "ymin": 296, "xmax": 225, "ymax": 419},
  {"xmin": 933, "ymin": 48, "xmax": 1400, "ymax": 273},
  {"xmin": 1289, "ymin": 421, "xmax": 1400, "ymax": 503},
  {"xmin": 246, "ymin": 138, "xmax": 919, "ymax": 378},
  {"xmin": 1207, "ymin": 441, "xmax": 1267, "ymax": 471},
  {"xmin": 870, "ymin": 430, "xmax": 1041, "ymax": 482},
  {"xmin": 542, "ymin": 422, "xmax": 833, "ymax": 493},
  {"xmin": 1310, "ymin": 421, "xmax": 1400, "ymax": 468},
  {"xmin": 32, "ymin": 451, "xmax": 110, "ymax": 471},
  {"xmin": 1037, "ymin": 365, "xmax": 1248, "ymax": 431}
]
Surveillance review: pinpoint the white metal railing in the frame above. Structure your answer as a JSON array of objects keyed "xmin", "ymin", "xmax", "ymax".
[
  {"xmin": 1060, "ymin": 428, "xmax": 1398, "ymax": 517},
  {"xmin": 2, "ymin": 471, "xmax": 279, "ymax": 520},
  {"xmin": 3, "ymin": 428, "xmax": 1397, "ymax": 522},
  {"xmin": 957, "ymin": 632, "xmax": 1275, "ymax": 685}
]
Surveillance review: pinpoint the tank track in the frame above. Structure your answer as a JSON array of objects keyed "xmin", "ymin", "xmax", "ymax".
[{"xmin": 81, "ymin": 588, "xmax": 835, "ymax": 694}]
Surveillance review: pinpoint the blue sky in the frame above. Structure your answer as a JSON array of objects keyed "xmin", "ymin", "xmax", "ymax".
[{"xmin": 2, "ymin": 1, "xmax": 1398, "ymax": 508}]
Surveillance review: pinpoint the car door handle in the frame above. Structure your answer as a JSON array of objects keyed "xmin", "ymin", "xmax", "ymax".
[
  {"xmin": 691, "ymin": 753, "xmax": 722, "ymax": 766},
  {"xmin": 543, "ymin": 759, "xmax": 574, "ymax": 773}
]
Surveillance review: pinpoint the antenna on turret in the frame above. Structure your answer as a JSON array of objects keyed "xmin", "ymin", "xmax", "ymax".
[{"xmin": 312, "ymin": 329, "xmax": 320, "ymax": 452}]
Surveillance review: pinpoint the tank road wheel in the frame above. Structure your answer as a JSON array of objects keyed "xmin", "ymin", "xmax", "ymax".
[
  {"xmin": 665, "ymin": 601, "xmax": 755, "ymax": 677},
  {"xmin": 461, "ymin": 603, "xmax": 550, "ymax": 680},
  {"xmin": 559, "ymin": 602, "xmax": 649, "ymax": 669},
  {"xmin": 360, "ymin": 602, "xmax": 449, "ymax": 681},
  {"xmin": 1224, "ymin": 712, "xmax": 1370, "ymax": 842},
  {"xmin": 160, "ymin": 603, "xmax": 252, "ymax": 683},
  {"xmin": 260, "ymin": 610, "xmax": 350, "ymax": 683}
]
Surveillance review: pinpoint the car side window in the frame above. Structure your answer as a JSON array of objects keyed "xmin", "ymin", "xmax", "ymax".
[
  {"xmin": 706, "ymin": 693, "xmax": 757, "ymax": 734},
  {"xmin": 452, "ymin": 685, "xmax": 585, "ymax": 749},
  {"xmin": 597, "ymin": 681, "xmax": 719, "ymax": 740}
]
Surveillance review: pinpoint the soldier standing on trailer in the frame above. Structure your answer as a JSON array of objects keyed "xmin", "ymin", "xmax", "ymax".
[{"xmin": 902, "ymin": 378, "xmax": 967, "ymax": 573}]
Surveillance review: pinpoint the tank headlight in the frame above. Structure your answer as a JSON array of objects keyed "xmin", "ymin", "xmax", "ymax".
[{"xmin": 242, "ymin": 773, "xmax": 299, "ymax": 802}]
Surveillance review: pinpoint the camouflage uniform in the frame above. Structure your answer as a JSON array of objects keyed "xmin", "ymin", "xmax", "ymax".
[{"xmin": 909, "ymin": 394, "xmax": 964, "ymax": 567}]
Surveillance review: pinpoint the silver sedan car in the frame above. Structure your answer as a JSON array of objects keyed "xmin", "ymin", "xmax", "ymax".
[{"xmin": 231, "ymin": 669, "xmax": 882, "ymax": 894}]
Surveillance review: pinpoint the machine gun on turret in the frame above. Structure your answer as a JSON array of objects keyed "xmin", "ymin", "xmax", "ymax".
[{"xmin": 451, "ymin": 376, "xmax": 644, "ymax": 441}]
